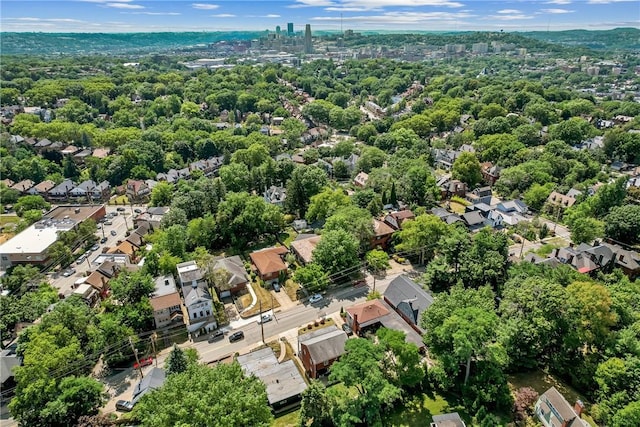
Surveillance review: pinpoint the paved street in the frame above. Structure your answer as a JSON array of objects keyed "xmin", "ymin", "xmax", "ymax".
[{"xmin": 49, "ymin": 205, "xmax": 141, "ymax": 297}]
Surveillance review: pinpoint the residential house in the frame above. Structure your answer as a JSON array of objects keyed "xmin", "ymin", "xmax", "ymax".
[
  {"xmin": 28, "ymin": 180, "xmax": 55, "ymax": 198},
  {"xmin": 440, "ymin": 179, "xmax": 467, "ymax": 199},
  {"xmin": 153, "ymin": 275, "xmax": 177, "ymax": 297},
  {"xmin": 73, "ymin": 283, "xmax": 100, "ymax": 306},
  {"xmin": 69, "ymin": 180, "xmax": 110, "ymax": 202},
  {"xmin": 602, "ymin": 242, "xmax": 640, "ymax": 279},
  {"xmin": 249, "ymin": 246, "xmax": 289, "ymax": 282},
  {"xmin": 530, "ymin": 243, "xmax": 616, "ymax": 276},
  {"xmin": 432, "ymin": 149, "xmax": 461, "ymax": 171},
  {"xmin": 383, "ymin": 275, "xmax": 433, "ymax": 333},
  {"xmin": 290, "ymin": 234, "xmax": 321, "ymax": 265},
  {"xmin": 48, "ymin": 179, "xmax": 76, "ymax": 201},
  {"xmin": 134, "ymin": 206, "xmax": 169, "ymax": 231},
  {"xmin": 91, "ymin": 147, "xmax": 111, "ymax": 159},
  {"xmin": 496, "ymin": 200, "xmax": 528, "ymax": 215},
  {"xmin": 150, "ymin": 292, "xmax": 184, "ymax": 329},
  {"xmin": 481, "ymin": 163, "xmax": 501, "ymax": 185},
  {"xmin": 353, "ymin": 171, "xmax": 369, "ymax": 188},
  {"xmin": 83, "ymin": 270, "xmax": 111, "ymax": 299},
  {"xmin": 264, "ymin": 186, "xmax": 287, "ymax": 208},
  {"xmin": 211, "ymin": 255, "xmax": 249, "ymax": 298},
  {"xmin": 60, "ymin": 145, "xmax": 80, "ymax": 156},
  {"xmin": 485, "ymin": 209, "xmax": 505, "ymax": 229},
  {"xmin": 0, "ymin": 344, "xmax": 21, "ymax": 391},
  {"xmin": 461, "ymin": 211, "xmax": 486, "ymax": 231},
  {"xmin": 371, "ymin": 219, "xmax": 395, "ymax": 250},
  {"xmin": 1, "ymin": 179, "xmax": 15, "ymax": 188},
  {"xmin": 34, "ymin": 138, "xmax": 52, "ymax": 151},
  {"xmin": 11, "ymin": 179, "xmax": 35, "ymax": 194},
  {"xmin": 535, "ymin": 387, "xmax": 589, "ymax": 427},
  {"xmin": 73, "ymin": 149, "xmax": 92, "ymax": 164},
  {"xmin": 183, "ymin": 283, "xmax": 216, "ymax": 338},
  {"xmin": 384, "ymin": 210, "xmax": 415, "ymax": 230},
  {"xmin": 547, "ymin": 191, "xmax": 578, "ymax": 210},
  {"xmin": 107, "ymin": 240, "xmax": 138, "ymax": 259},
  {"xmin": 125, "ymin": 229, "xmax": 145, "ymax": 250},
  {"xmin": 126, "ymin": 180, "xmax": 151, "ymax": 202},
  {"xmin": 131, "ymin": 368, "xmax": 166, "ymax": 404},
  {"xmin": 176, "ymin": 260, "xmax": 207, "ymax": 293},
  {"xmin": 345, "ymin": 299, "xmax": 424, "ymax": 350},
  {"xmin": 298, "ymin": 325, "xmax": 348, "ymax": 378},
  {"xmin": 431, "ymin": 413, "xmax": 466, "ymax": 427},
  {"xmin": 465, "ymin": 186, "xmax": 492, "ymax": 205},
  {"xmin": 431, "ymin": 207, "xmax": 463, "ymax": 225},
  {"xmin": 237, "ymin": 347, "xmax": 308, "ymax": 412}
]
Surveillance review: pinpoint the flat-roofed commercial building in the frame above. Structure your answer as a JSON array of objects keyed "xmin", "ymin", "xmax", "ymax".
[{"xmin": 0, "ymin": 205, "xmax": 106, "ymax": 267}]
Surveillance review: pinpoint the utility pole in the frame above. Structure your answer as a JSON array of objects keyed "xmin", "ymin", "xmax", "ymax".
[
  {"xmin": 259, "ymin": 300, "xmax": 265, "ymax": 344},
  {"xmin": 151, "ymin": 333, "xmax": 158, "ymax": 367},
  {"xmin": 271, "ymin": 293, "xmax": 277, "ymax": 322},
  {"xmin": 129, "ymin": 337, "xmax": 143, "ymax": 378}
]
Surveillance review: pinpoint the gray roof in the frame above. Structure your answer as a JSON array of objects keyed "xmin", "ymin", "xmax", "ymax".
[
  {"xmin": 212, "ymin": 255, "xmax": 249, "ymax": 290},
  {"xmin": 432, "ymin": 412, "xmax": 466, "ymax": 427},
  {"xmin": 462, "ymin": 211, "xmax": 485, "ymax": 226},
  {"xmin": 299, "ymin": 326, "xmax": 348, "ymax": 364},
  {"xmin": 237, "ymin": 347, "xmax": 307, "ymax": 405},
  {"xmin": 0, "ymin": 348, "xmax": 20, "ymax": 383},
  {"xmin": 183, "ymin": 284, "xmax": 211, "ymax": 306},
  {"xmin": 539, "ymin": 387, "xmax": 584, "ymax": 426},
  {"xmin": 383, "ymin": 275, "xmax": 433, "ymax": 329},
  {"xmin": 131, "ymin": 367, "xmax": 165, "ymax": 403}
]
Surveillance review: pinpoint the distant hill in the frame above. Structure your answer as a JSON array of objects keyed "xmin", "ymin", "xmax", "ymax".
[
  {"xmin": 1, "ymin": 28, "xmax": 637, "ymax": 56},
  {"xmin": 522, "ymin": 27, "xmax": 640, "ymax": 51},
  {"xmin": 0, "ymin": 32, "xmax": 264, "ymax": 56}
]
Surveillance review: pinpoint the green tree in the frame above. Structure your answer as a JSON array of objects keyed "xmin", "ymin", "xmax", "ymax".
[
  {"xmin": 299, "ymin": 380, "xmax": 334, "ymax": 427},
  {"xmin": 395, "ymin": 214, "xmax": 447, "ymax": 264},
  {"xmin": 376, "ymin": 328, "xmax": 425, "ymax": 388},
  {"xmin": 312, "ymin": 229, "xmax": 360, "ymax": 277},
  {"xmin": 365, "ymin": 249, "xmax": 390, "ymax": 275},
  {"xmin": 47, "ymin": 240, "xmax": 74, "ymax": 268},
  {"xmin": 294, "ymin": 263, "xmax": 330, "ymax": 294},
  {"xmin": 305, "ymin": 188, "xmax": 352, "ymax": 223},
  {"xmin": 329, "ymin": 338, "xmax": 402, "ymax": 426},
  {"xmin": 14, "ymin": 195, "xmax": 50, "ymax": 216},
  {"xmin": 109, "ymin": 270, "xmax": 155, "ymax": 305},
  {"xmin": 549, "ymin": 117, "xmax": 594, "ymax": 146},
  {"xmin": 523, "ymin": 183, "xmax": 554, "ymax": 212},
  {"xmin": 134, "ymin": 363, "xmax": 272, "ymax": 427},
  {"xmin": 150, "ymin": 181, "xmax": 174, "ymax": 207},
  {"xmin": 569, "ymin": 216, "xmax": 604, "ymax": 245},
  {"xmin": 285, "ymin": 165, "xmax": 328, "ymax": 217},
  {"xmin": 166, "ymin": 345, "xmax": 189, "ymax": 375},
  {"xmin": 324, "ymin": 206, "xmax": 374, "ymax": 251},
  {"xmin": 612, "ymin": 401, "xmax": 640, "ymax": 427},
  {"xmin": 451, "ymin": 152, "xmax": 482, "ymax": 188},
  {"xmin": 604, "ymin": 205, "xmax": 640, "ymax": 245}
]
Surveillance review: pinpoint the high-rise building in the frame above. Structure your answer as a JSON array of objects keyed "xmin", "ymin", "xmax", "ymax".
[
  {"xmin": 276, "ymin": 25, "xmax": 281, "ymax": 34},
  {"xmin": 304, "ymin": 24, "xmax": 313, "ymax": 54},
  {"xmin": 287, "ymin": 22, "xmax": 294, "ymax": 35}
]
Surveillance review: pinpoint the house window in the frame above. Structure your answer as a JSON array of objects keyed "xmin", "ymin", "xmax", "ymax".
[
  {"xmin": 206, "ymin": 310, "xmax": 211, "ymax": 316},
  {"xmin": 193, "ymin": 312, "xmax": 197, "ymax": 319},
  {"xmin": 200, "ymin": 311, "xmax": 204, "ymax": 317}
]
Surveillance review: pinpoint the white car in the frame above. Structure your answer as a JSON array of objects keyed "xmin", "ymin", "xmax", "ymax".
[
  {"xmin": 257, "ymin": 314, "xmax": 273, "ymax": 324},
  {"xmin": 309, "ymin": 294, "xmax": 323, "ymax": 304}
]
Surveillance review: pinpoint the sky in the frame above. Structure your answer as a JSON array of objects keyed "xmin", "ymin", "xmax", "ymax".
[{"xmin": 1, "ymin": 0, "xmax": 639, "ymax": 33}]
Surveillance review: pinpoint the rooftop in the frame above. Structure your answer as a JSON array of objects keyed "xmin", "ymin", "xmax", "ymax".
[
  {"xmin": 153, "ymin": 275, "xmax": 177, "ymax": 297},
  {"xmin": 299, "ymin": 325, "xmax": 348, "ymax": 364},
  {"xmin": 44, "ymin": 205, "xmax": 105, "ymax": 223},
  {"xmin": 250, "ymin": 246, "xmax": 288, "ymax": 276},
  {"xmin": 0, "ymin": 223, "xmax": 60, "ymax": 255},
  {"xmin": 290, "ymin": 234, "xmax": 321, "ymax": 264},
  {"xmin": 150, "ymin": 292, "xmax": 182, "ymax": 311},
  {"xmin": 237, "ymin": 347, "xmax": 308, "ymax": 405}
]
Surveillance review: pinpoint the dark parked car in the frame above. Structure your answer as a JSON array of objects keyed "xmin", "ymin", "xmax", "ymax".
[
  {"xmin": 110, "ymin": 230, "xmax": 117, "ymax": 236},
  {"xmin": 116, "ymin": 207, "xmax": 126, "ymax": 212},
  {"xmin": 134, "ymin": 208, "xmax": 142, "ymax": 213},
  {"xmin": 272, "ymin": 282, "xmax": 281, "ymax": 292},
  {"xmin": 229, "ymin": 331, "xmax": 245, "ymax": 343},
  {"xmin": 100, "ymin": 237, "xmax": 108, "ymax": 244},
  {"xmin": 342, "ymin": 323, "xmax": 353, "ymax": 336},
  {"xmin": 208, "ymin": 330, "xmax": 224, "ymax": 343},
  {"xmin": 116, "ymin": 400, "xmax": 134, "ymax": 412}
]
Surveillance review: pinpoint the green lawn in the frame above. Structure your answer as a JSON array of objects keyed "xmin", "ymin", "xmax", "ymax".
[
  {"xmin": 0, "ymin": 215, "xmax": 20, "ymax": 226},
  {"xmin": 272, "ymin": 409, "xmax": 300, "ymax": 427},
  {"xmin": 384, "ymin": 392, "xmax": 473, "ymax": 427}
]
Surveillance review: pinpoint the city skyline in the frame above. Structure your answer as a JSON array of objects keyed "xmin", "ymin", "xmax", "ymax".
[{"xmin": 1, "ymin": 0, "xmax": 639, "ymax": 33}]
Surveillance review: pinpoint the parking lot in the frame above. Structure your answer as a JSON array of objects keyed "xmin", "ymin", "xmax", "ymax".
[{"xmin": 49, "ymin": 205, "xmax": 140, "ymax": 297}]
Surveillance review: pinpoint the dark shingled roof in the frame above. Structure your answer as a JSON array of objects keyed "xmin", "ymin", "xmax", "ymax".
[{"xmin": 383, "ymin": 275, "xmax": 433, "ymax": 329}]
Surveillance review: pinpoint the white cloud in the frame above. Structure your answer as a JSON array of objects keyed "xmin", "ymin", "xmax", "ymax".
[
  {"xmin": 80, "ymin": 0, "xmax": 133, "ymax": 3},
  {"xmin": 211, "ymin": 13, "xmax": 236, "ymax": 17},
  {"xmin": 122, "ymin": 11, "xmax": 181, "ymax": 15},
  {"xmin": 545, "ymin": 0, "xmax": 571, "ymax": 4},
  {"xmin": 292, "ymin": 0, "xmax": 463, "ymax": 9},
  {"xmin": 105, "ymin": 2, "xmax": 144, "ymax": 9},
  {"xmin": 6, "ymin": 17, "xmax": 86, "ymax": 23},
  {"xmin": 540, "ymin": 8, "xmax": 573, "ymax": 13},
  {"xmin": 264, "ymin": 14, "xmax": 281, "ymax": 18},
  {"xmin": 192, "ymin": 3, "xmax": 219, "ymax": 9},
  {"xmin": 485, "ymin": 13, "xmax": 534, "ymax": 20},
  {"xmin": 311, "ymin": 10, "xmax": 474, "ymax": 24},
  {"xmin": 497, "ymin": 9, "xmax": 522, "ymax": 14},
  {"xmin": 588, "ymin": 0, "xmax": 638, "ymax": 3}
]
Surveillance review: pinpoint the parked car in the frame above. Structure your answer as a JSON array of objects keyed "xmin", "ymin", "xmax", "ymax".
[
  {"xmin": 90, "ymin": 244, "xmax": 100, "ymax": 251},
  {"xmin": 309, "ymin": 294, "xmax": 323, "ymax": 304},
  {"xmin": 116, "ymin": 207, "xmax": 126, "ymax": 212},
  {"xmin": 133, "ymin": 357, "xmax": 153, "ymax": 369},
  {"xmin": 342, "ymin": 323, "xmax": 354, "ymax": 336},
  {"xmin": 229, "ymin": 331, "xmax": 245, "ymax": 343},
  {"xmin": 100, "ymin": 237, "xmax": 108, "ymax": 244},
  {"xmin": 257, "ymin": 314, "xmax": 273, "ymax": 324},
  {"xmin": 272, "ymin": 282, "xmax": 281, "ymax": 292},
  {"xmin": 104, "ymin": 220, "xmax": 113, "ymax": 225},
  {"xmin": 62, "ymin": 268, "xmax": 76, "ymax": 277},
  {"xmin": 208, "ymin": 330, "xmax": 224, "ymax": 343},
  {"xmin": 134, "ymin": 208, "xmax": 142, "ymax": 213},
  {"xmin": 110, "ymin": 230, "xmax": 117, "ymax": 236},
  {"xmin": 116, "ymin": 400, "xmax": 134, "ymax": 412},
  {"xmin": 76, "ymin": 256, "xmax": 86, "ymax": 265}
]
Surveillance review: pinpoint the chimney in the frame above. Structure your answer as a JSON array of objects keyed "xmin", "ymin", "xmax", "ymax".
[
  {"xmin": 598, "ymin": 254, "xmax": 604, "ymax": 265},
  {"xmin": 574, "ymin": 400, "xmax": 584, "ymax": 417}
]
